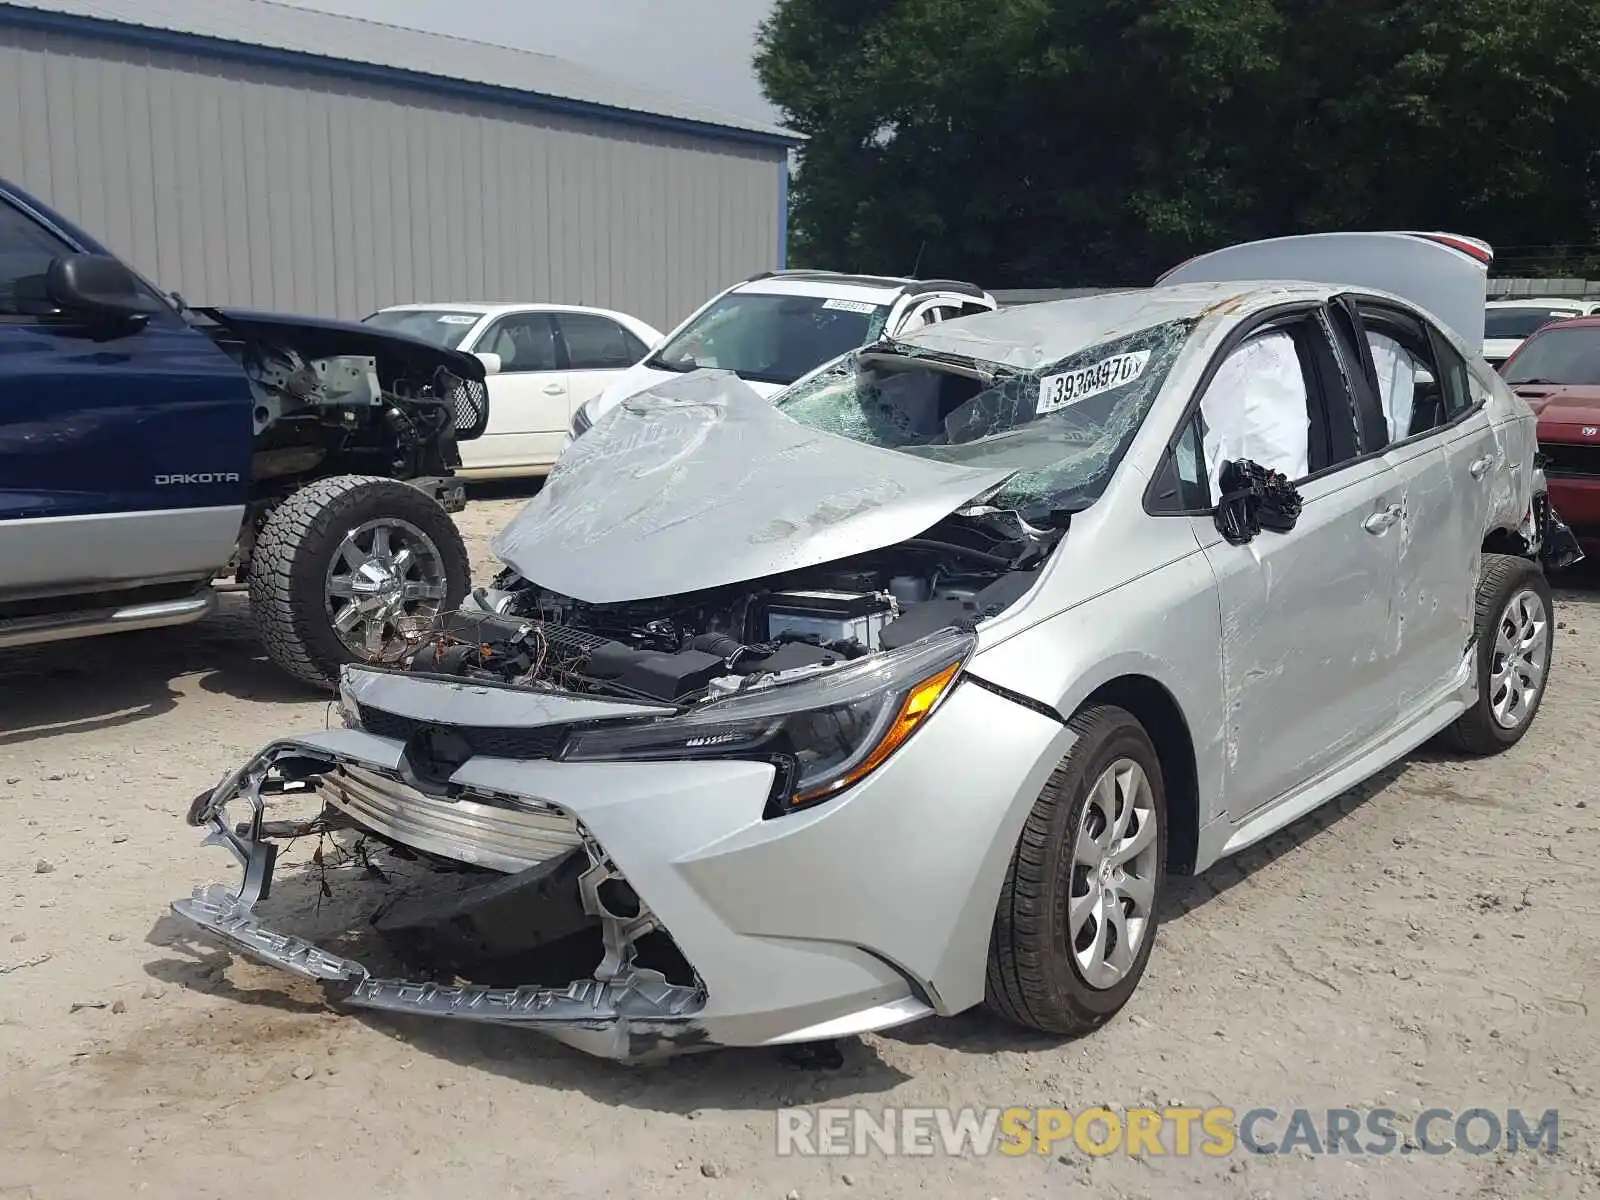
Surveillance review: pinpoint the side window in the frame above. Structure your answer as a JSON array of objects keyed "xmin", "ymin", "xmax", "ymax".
[
  {"xmin": 1174, "ymin": 413, "xmax": 1212, "ymax": 508},
  {"xmin": 1198, "ymin": 329, "xmax": 1313, "ymax": 492},
  {"xmin": 1428, "ymin": 330, "xmax": 1473, "ymax": 419},
  {"xmin": 0, "ymin": 199, "xmax": 74, "ymax": 317},
  {"xmin": 557, "ymin": 313, "xmax": 644, "ymax": 370},
  {"xmin": 954, "ymin": 302, "xmax": 993, "ymax": 320},
  {"xmin": 480, "ymin": 314, "xmax": 559, "ymax": 373},
  {"xmin": 1354, "ymin": 304, "xmax": 1469, "ymax": 442}
]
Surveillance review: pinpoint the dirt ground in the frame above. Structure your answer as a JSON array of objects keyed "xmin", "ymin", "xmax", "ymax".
[{"xmin": 2, "ymin": 484, "xmax": 1597, "ymax": 1200}]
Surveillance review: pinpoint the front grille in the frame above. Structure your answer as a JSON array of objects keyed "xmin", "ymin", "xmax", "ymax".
[
  {"xmin": 359, "ymin": 707, "xmax": 568, "ymax": 760},
  {"xmin": 1540, "ymin": 441, "xmax": 1600, "ymax": 478},
  {"xmin": 447, "ymin": 376, "xmax": 490, "ymax": 441},
  {"xmin": 320, "ymin": 764, "xmax": 582, "ymax": 874}
]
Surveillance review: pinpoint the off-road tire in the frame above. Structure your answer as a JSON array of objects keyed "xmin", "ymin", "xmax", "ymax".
[
  {"xmin": 1436, "ymin": 553, "xmax": 1554, "ymax": 756},
  {"xmin": 248, "ymin": 475, "xmax": 470, "ymax": 690},
  {"xmin": 985, "ymin": 704, "xmax": 1168, "ymax": 1036}
]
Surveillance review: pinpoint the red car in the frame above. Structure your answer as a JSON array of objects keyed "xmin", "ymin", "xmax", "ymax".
[{"xmin": 1501, "ymin": 314, "xmax": 1600, "ymax": 556}]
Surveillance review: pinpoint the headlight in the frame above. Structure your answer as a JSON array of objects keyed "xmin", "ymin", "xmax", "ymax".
[
  {"xmin": 558, "ymin": 627, "xmax": 974, "ymax": 817},
  {"xmin": 570, "ymin": 400, "xmax": 595, "ymax": 438}
]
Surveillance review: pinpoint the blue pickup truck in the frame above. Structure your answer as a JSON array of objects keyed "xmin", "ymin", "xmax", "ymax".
[{"xmin": 0, "ymin": 178, "xmax": 488, "ymax": 688}]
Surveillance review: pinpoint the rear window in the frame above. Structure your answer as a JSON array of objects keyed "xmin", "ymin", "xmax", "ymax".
[
  {"xmin": 362, "ymin": 308, "xmax": 482, "ymax": 349},
  {"xmin": 1503, "ymin": 326, "xmax": 1600, "ymax": 386},
  {"xmin": 1485, "ymin": 307, "xmax": 1579, "ymax": 339}
]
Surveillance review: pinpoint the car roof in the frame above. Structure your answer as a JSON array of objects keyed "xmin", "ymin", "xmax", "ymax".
[
  {"xmin": 892, "ymin": 281, "xmax": 1330, "ymax": 370},
  {"xmin": 372, "ymin": 301, "xmax": 645, "ymax": 322},
  {"xmin": 731, "ymin": 271, "xmax": 990, "ymax": 304}
]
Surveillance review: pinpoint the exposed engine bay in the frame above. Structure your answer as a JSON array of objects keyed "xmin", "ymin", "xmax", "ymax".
[
  {"xmin": 408, "ymin": 508, "xmax": 1060, "ymax": 705},
  {"xmin": 196, "ymin": 307, "xmax": 490, "ymax": 497}
]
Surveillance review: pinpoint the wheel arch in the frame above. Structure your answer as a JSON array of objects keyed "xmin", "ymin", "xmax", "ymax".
[{"xmin": 1080, "ymin": 674, "xmax": 1201, "ymax": 875}]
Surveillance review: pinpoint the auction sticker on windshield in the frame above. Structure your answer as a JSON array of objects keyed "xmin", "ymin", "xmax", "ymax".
[
  {"xmin": 1038, "ymin": 351, "xmax": 1152, "ymax": 414},
  {"xmin": 822, "ymin": 299, "xmax": 879, "ymax": 314}
]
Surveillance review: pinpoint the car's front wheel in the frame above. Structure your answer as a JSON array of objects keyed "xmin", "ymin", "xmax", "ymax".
[
  {"xmin": 1437, "ymin": 553, "xmax": 1554, "ymax": 755},
  {"xmin": 248, "ymin": 475, "xmax": 470, "ymax": 690},
  {"xmin": 986, "ymin": 704, "xmax": 1167, "ymax": 1036}
]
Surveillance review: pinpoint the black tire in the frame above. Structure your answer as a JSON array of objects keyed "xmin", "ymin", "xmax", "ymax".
[
  {"xmin": 248, "ymin": 475, "xmax": 470, "ymax": 690},
  {"xmin": 1436, "ymin": 553, "xmax": 1554, "ymax": 756},
  {"xmin": 985, "ymin": 704, "xmax": 1167, "ymax": 1036}
]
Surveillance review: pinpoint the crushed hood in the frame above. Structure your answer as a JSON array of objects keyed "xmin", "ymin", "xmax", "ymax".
[
  {"xmin": 491, "ymin": 370, "xmax": 1016, "ymax": 603},
  {"xmin": 198, "ymin": 307, "xmax": 487, "ymax": 384}
]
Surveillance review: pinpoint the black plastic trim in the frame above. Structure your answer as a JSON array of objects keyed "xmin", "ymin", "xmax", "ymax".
[{"xmin": 965, "ymin": 673, "xmax": 1068, "ymax": 725}]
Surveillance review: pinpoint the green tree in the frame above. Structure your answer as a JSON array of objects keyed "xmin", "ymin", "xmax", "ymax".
[{"xmin": 756, "ymin": 0, "xmax": 1600, "ymax": 285}]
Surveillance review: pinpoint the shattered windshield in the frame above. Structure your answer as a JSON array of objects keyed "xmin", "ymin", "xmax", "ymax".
[
  {"xmin": 777, "ymin": 318, "xmax": 1196, "ymax": 519},
  {"xmin": 362, "ymin": 308, "xmax": 482, "ymax": 349},
  {"xmin": 649, "ymin": 292, "xmax": 892, "ymax": 387}
]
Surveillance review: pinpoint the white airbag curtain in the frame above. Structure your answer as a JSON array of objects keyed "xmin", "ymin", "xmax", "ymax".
[
  {"xmin": 1200, "ymin": 330, "xmax": 1310, "ymax": 498},
  {"xmin": 1367, "ymin": 332, "xmax": 1417, "ymax": 443}
]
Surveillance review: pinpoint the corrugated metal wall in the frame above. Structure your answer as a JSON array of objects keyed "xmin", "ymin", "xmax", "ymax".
[{"xmin": 0, "ymin": 24, "xmax": 785, "ymax": 329}]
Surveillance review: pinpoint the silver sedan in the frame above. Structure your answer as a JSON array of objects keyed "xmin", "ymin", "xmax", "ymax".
[{"xmin": 172, "ymin": 232, "xmax": 1580, "ymax": 1061}]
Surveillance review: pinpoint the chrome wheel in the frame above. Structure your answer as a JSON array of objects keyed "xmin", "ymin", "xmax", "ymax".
[
  {"xmin": 324, "ymin": 518, "xmax": 448, "ymax": 662},
  {"xmin": 1489, "ymin": 587, "xmax": 1549, "ymax": 730},
  {"xmin": 1068, "ymin": 759, "xmax": 1160, "ymax": 990}
]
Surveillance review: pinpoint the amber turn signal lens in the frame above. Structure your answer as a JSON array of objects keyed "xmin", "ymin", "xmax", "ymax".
[{"xmin": 792, "ymin": 661, "xmax": 963, "ymax": 806}]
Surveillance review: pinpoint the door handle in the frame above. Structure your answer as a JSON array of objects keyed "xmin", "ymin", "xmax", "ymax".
[
  {"xmin": 1469, "ymin": 455, "xmax": 1495, "ymax": 479},
  {"xmin": 1363, "ymin": 504, "xmax": 1402, "ymax": 534},
  {"xmin": 543, "ymin": 384, "xmax": 566, "ymax": 395}
]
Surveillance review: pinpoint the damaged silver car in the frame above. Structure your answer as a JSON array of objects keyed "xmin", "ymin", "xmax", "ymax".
[{"xmin": 173, "ymin": 233, "xmax": 1582, "ymax": 1062}]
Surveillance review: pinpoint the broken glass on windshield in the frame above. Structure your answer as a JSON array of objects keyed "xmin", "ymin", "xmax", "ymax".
[{"xmin": 777, "ymin": 318, "xmax": 1196, "ymax": 519}]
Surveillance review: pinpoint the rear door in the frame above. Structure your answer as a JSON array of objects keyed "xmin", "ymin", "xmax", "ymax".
[
  {"xmin": 552, "ymin": 311, "xmax": 651, "ymax": 415},
  {"xmin": 464, "ymin": 311, "xmax": 568, "ymax": 470},
  {"xmin": 1337, "ymin": 294, "xmax": 1498, "ymax": 712},
  {"xmin": 0, "ymin": 192, "xmax": 251, "ymax": 599},
  {"xmin": 1177, "ymin": 308, "xmax": 1403, "ymax": 816}
]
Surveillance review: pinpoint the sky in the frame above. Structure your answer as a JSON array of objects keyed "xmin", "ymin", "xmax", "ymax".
[{"xmin": 273, "ymin": 0, "xmax": 783, "ymax": 128}]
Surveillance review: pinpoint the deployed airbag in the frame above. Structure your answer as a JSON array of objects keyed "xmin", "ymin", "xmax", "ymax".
[{"xmin": 1200, "ymin": 330, "xmax": 1310, "ymax": 493}]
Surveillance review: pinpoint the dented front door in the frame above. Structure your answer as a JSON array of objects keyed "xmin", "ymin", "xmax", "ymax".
[{"xmin": 1193, "ymin": 458, "xmax": 1404, "ymax": 817}]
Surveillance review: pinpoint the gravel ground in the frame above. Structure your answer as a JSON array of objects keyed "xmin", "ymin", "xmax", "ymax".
[{"xmin": 2, "ymin": 484, "xmax": 1597, "ymax": 1199}]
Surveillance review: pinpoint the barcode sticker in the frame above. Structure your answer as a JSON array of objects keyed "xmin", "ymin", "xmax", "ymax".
[
  {"xmin": 821, "ymin": 299, "xmax": 878, "ymax": 314},
  {"xmin": 1037, "ymin": 351, "xmax": 1152, "ymax": 414}
]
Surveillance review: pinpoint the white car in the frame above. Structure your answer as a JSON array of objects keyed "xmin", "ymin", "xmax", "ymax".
[
  {"xmin": 364, "ymin": 303, "xmax": 663, "ymax": 479},
  {"xmin": 1484, "ymin": 298, "xmax": 1600, "ymax": 367},
  {"xmin": 563, "ymin": 271, "xmax": 997, "ymax": 448}
]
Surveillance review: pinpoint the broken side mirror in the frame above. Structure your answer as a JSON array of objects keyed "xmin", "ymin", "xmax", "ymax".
[{"xmin": 1214, "ymin": 459, "xmax": 1303, "ymax": 545}]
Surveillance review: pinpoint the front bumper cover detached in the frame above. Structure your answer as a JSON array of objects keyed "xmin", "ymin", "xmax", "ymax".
[{"xmin": 171, "ymin": 739, "xmax": 709, "ymax": 1062}]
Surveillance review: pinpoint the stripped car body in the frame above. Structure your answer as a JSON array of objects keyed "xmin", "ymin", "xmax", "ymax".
[
  {"xmin": 175, "ymin": 234, "xmax": 1577, "ymax": 1061},
  {"xmin": 0, "ymin": 176, "xmax": 488, "ymax": 686}
]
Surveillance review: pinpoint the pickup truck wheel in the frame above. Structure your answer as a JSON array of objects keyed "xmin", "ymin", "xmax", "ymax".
[
  {"xmin": 248, "ymin": 475, "xmax": 470, "ymax": 690},
  {"xmin": 1437, "ymin": 553, "xmax": 1553, "ymax": 755}
]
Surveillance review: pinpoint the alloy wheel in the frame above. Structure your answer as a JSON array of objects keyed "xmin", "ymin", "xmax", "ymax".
[
  {"xmin": 324, "ymin": 518, "xmax": 449, "ymax": 662},
  {"xmin": 1489, "ymin": 586, "xmax": 1549, "ymax": 730},
  {"xmin": 1068, "ymin": 758, "xmax": 1160, "ymax": 990}
]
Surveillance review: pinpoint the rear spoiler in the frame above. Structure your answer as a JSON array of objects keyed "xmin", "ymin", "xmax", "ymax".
[{"xmin": 1158, "ymin": 232, "xmax": 1494, "ymax": 348}]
